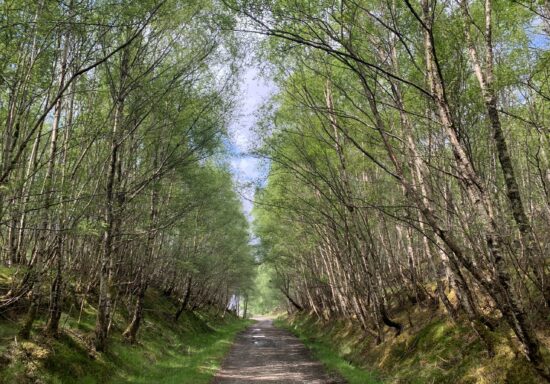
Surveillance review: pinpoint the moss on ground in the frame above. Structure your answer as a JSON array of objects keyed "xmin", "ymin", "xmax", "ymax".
[
  {"xmin": 0, "ymin": 289, "xmax": 250, "ymax": 384},
  {"xmin": 277, "ymin": 312, "xmax": 548, "ymax": 384}
]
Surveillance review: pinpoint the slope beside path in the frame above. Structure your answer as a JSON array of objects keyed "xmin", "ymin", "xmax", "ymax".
[{"xmin": 212, "ymin": 317, "xmax": 345, "ymax": 384}]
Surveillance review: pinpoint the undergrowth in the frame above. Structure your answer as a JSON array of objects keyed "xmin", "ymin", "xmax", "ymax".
[
  {"xmin": 0, "ymin": 287, "xmax": 250, "ymax": 384},
  {"xmin": 277, "ymin": 310, "xmax": 548, "ymax": 384}
]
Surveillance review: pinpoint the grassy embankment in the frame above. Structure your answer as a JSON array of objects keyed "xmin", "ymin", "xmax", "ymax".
[
  {"xmin": 276, "ymin": 306, "xmax": 550, "ymax": 384},
  {"xmin": 0, "ymin": 266, "xmax": 250, "ymax": 384}
]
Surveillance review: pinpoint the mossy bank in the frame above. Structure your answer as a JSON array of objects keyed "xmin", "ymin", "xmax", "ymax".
[
  {"xmin": 277, "ymin": 311, "xmax": 549, "ymax": 384},
  {"xmin": 0, "ymin": 288, "xmax": 250, "ymax": 384}
]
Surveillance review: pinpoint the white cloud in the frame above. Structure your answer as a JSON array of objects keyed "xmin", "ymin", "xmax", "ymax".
[
  {"xmin": 231, "ymin": 156, "xmax": 261, "ymax": 182},
  {"xmin": 229, "ymin": 67, "xmax": 275, "ymax": 153},
  {"xmin": 228, "ymin": 65, "xmax": 275, "ymax": 224},
  {"xmin": 230, "ymin": 156, "xmax": 264, "ymax": 220}
]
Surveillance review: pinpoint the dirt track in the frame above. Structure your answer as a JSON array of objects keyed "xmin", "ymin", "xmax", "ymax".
[{"xmin": 212, "ymin": 318, "xmax": 345, "ymax": 384}]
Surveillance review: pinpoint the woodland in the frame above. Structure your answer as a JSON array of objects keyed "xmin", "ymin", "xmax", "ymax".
[{"xmin": 0, "ymin": 0, "xmax": 549, "ymax": 383}]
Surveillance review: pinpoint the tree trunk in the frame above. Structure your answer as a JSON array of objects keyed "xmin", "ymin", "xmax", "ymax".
[
  {"xmin": 175, "ymin": 276, "xmax": 193, "ymax": 321},
  {"xmin": 280, "ymin": 288, "xmax": 303, "ymax": 311},
  {"xmin": 19, "ymin": 292, "xmax": 39, "ymax": 340},
  {"xmin": 123, "ymin": 282, "xmax": 147, "ymax": 344},
  {"xmin": 45, "ymin": 237, "xmax": 63, "ymax": 337}
]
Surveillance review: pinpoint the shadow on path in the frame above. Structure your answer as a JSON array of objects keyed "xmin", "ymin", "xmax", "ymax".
[{"xmin": 212, "ymin": 318, "xmax": 345, "ymax": 384}]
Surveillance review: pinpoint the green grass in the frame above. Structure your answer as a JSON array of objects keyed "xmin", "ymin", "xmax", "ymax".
[
  {"xmin": 0, "ymin": 290, "xmax": 251, "ymax": 384},
  {"xmin": 276, "ymin": 313, "xmax": 547, "ymax": 384},
  {"xmin": 274, "ymin": 317, "xmax": 382, "ymax": 384},
  {"xmin": 108, "ymin": 314, "xmax": 250, "ymax": 384}
]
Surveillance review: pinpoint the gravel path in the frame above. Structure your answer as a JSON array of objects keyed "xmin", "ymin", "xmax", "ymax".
[{"xmin": 212, "ymin": 318, "xmax": 345, "ymax": 384}]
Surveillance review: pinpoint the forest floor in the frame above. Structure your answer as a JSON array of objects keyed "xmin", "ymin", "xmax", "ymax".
[
  {"xmin": 277, "ymin": 310, "xmax": 550, "ymax": 384},
  {"xmin": 0, "ymin": 270, "xmax": 251, "ymax": 384},
  {"xmin": 212, "ymin": 317, "xmax": 344, "ymax": 383}
]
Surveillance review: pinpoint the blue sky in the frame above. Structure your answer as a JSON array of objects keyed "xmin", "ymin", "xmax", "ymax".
[{"xmin": 228, "ymin": 65, "xmax": 274, "ymax": 223}]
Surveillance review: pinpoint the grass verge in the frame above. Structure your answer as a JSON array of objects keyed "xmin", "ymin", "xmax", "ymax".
[
  {"xmin": 274, "ymin": 317, "xmax": 381, "ymax": 384},
  {"xmin": 0, "ymin": 289, "xmax": 251, "ymax": 384},
  {"xmin": 276, "ymin": 312, "xmax": 547, "ymax": 384}
]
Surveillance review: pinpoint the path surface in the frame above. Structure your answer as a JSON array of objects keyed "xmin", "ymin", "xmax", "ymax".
[{"xmin": 212, "ymin": 318, "xmax": 345, "ymax": 384}]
